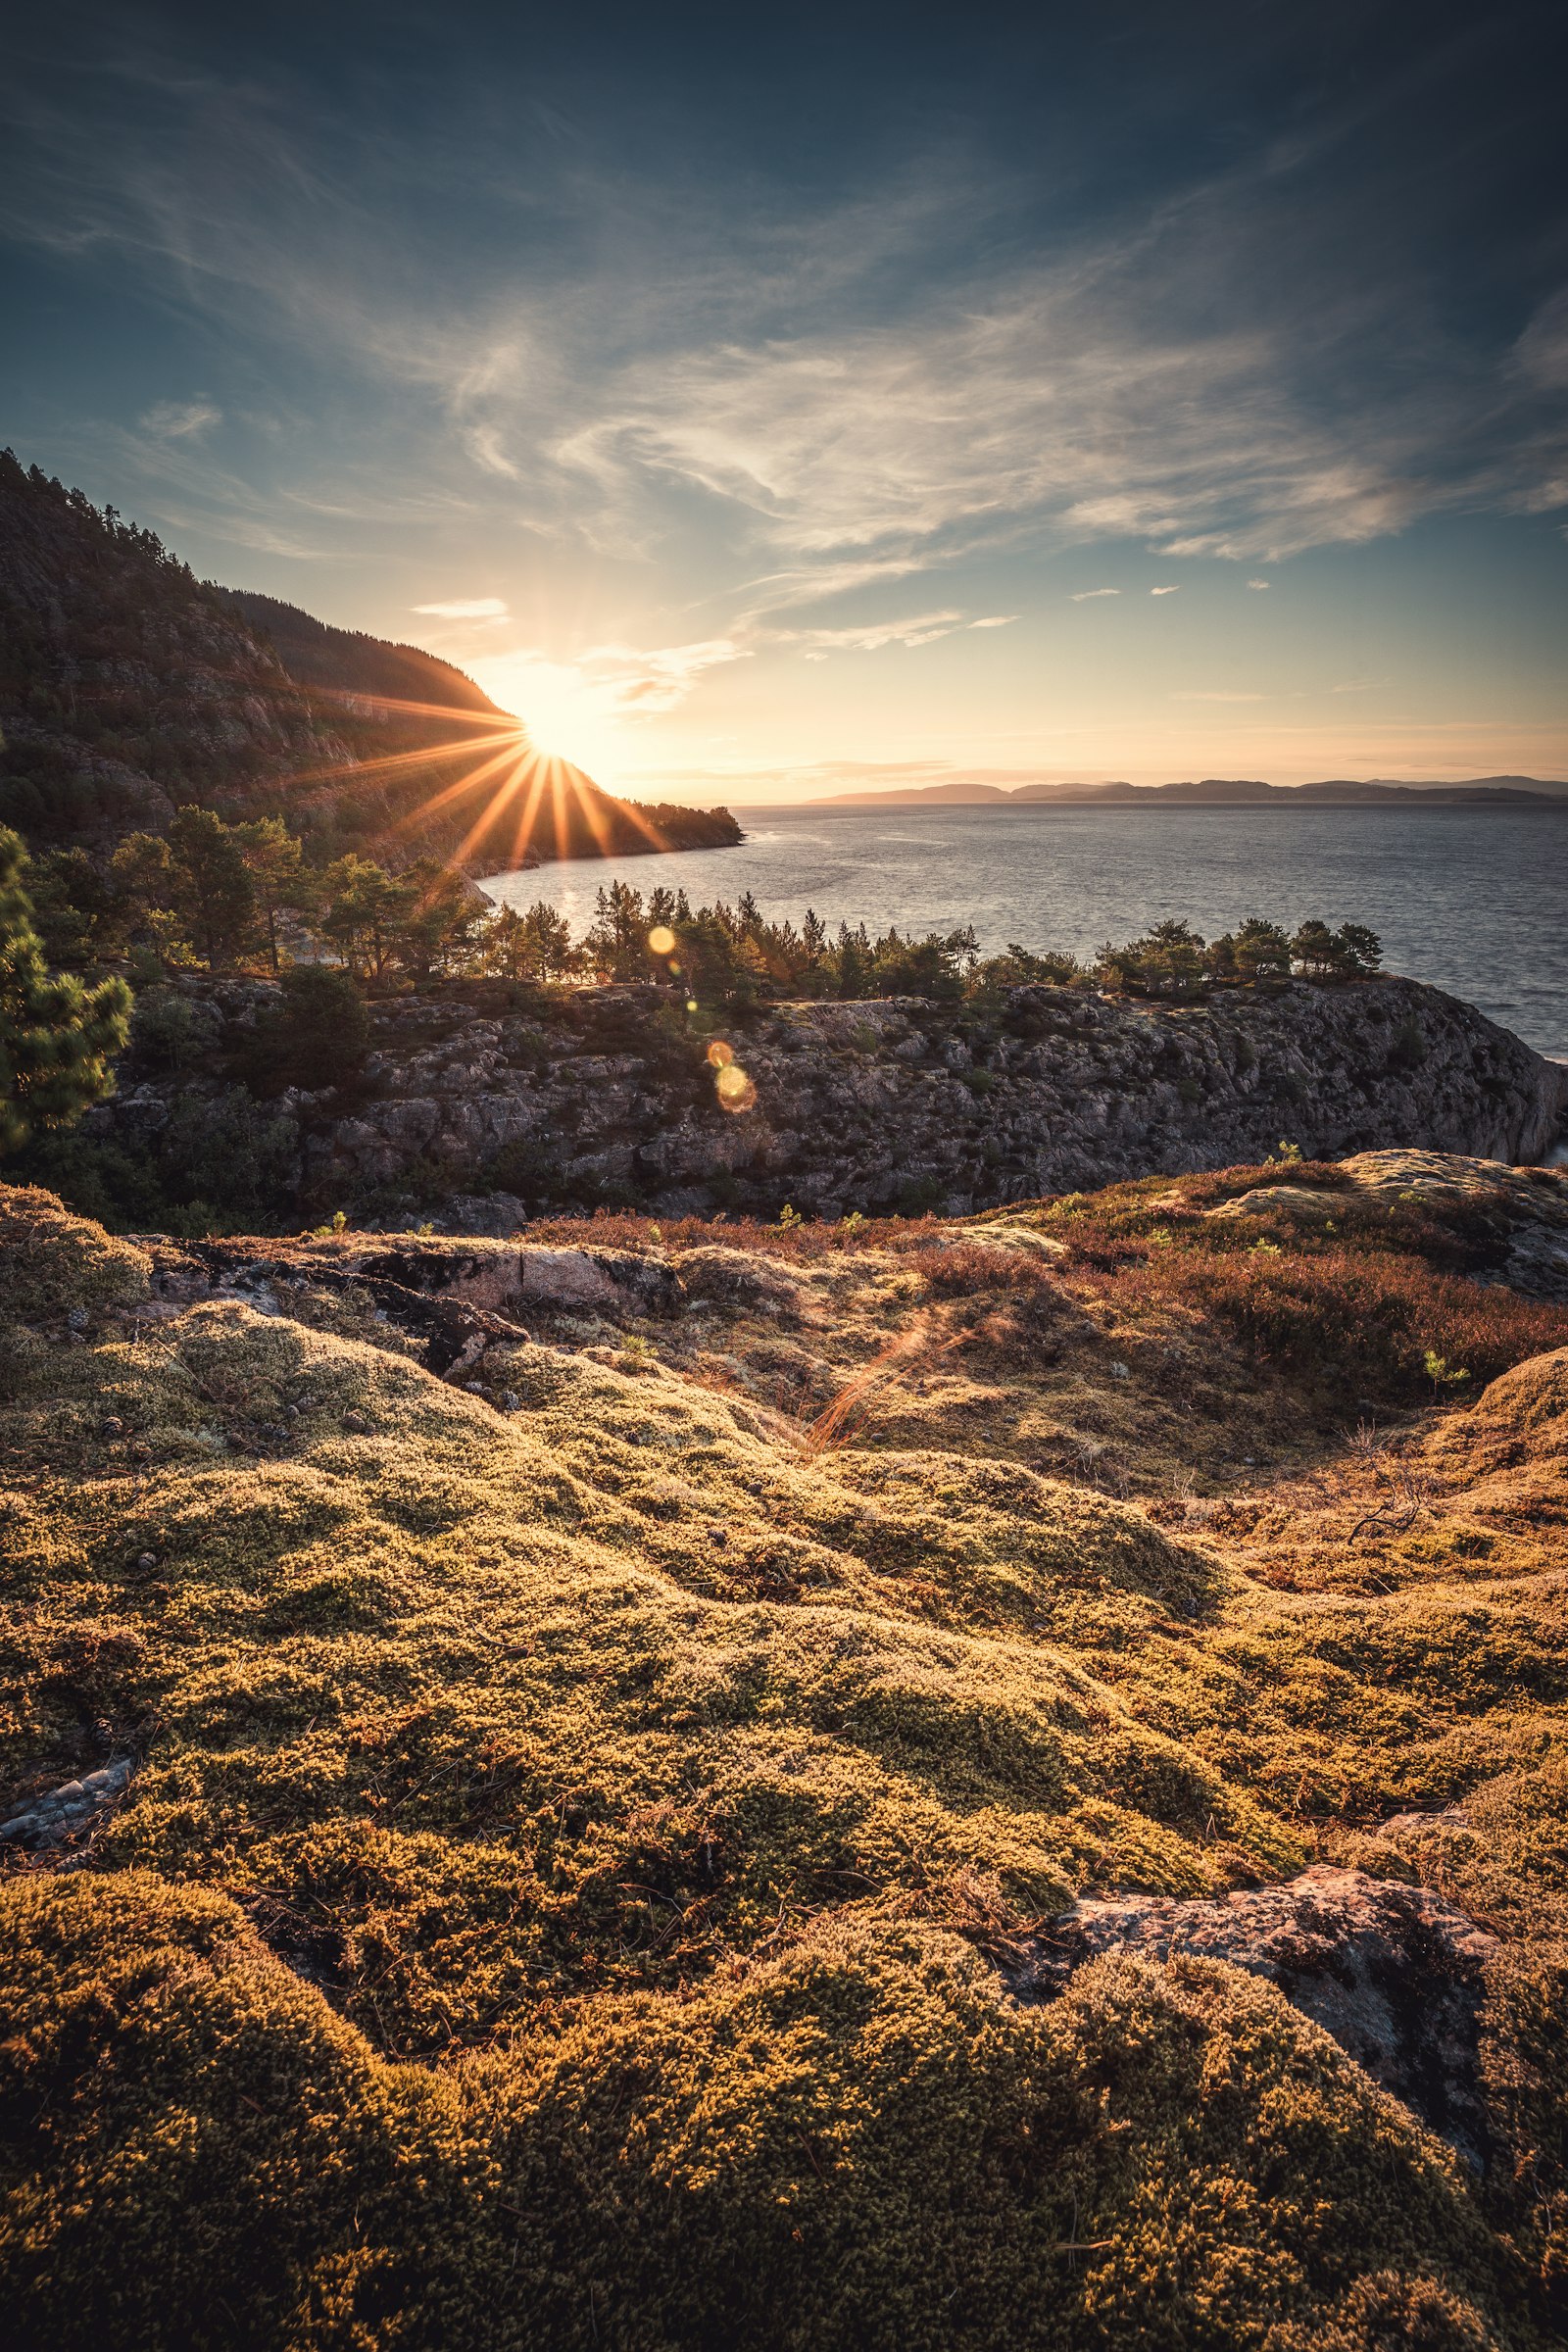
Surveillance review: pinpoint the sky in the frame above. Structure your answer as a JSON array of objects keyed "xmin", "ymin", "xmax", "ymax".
[{"xmin": 3, "ymin": 0, "xmax": 1567, "ymax": 801}]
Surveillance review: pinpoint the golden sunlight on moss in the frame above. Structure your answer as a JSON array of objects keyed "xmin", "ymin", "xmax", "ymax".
[{"xmin": 3, "ymin": 1164, "xmax": 1567, "ymax": 2349}]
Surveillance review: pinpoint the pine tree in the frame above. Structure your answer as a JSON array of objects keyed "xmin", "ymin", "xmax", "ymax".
[
  {"xmin": 166, "ymin": 808, "xmax": 257, "ymax": 968},
  {"xmin": 236, "ymin": 817, "xmax": 314, "ymax": 971},
  {"xmin": 318, "ymin": 856, "xmax": 406, "ymax": 983},
  {"xmin": 0, "ymin": 827, "xmax": 131, "ymax": 1153},
  {"xmin": 391, "ymin": 859, "xmax": 480, "ymax": 983}
]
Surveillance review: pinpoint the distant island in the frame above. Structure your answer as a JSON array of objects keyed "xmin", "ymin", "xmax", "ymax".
[
  {"xmin": 809, "ymin": 775, "xmax": 1567, "ymax": 807},
  {"xmin": 0, "ymin": 450, "xmax": 741, "ymax": 870}
]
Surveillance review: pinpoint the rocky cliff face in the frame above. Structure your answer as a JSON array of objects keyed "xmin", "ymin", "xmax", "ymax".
[{"xmin": 81, "ymin": 970, "xmax": 1568, "ymax": 1226}]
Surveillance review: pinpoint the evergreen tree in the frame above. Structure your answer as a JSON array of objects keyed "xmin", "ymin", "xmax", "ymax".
[
  {"xmin": 251, "ymin": 965, "xmax": 370, "ymax": 1091},
  {"xmin": 166, "ymin": 807, "xmax": 258, "ymax": 967},
  {"xmin": 236, "ymin": 817, "xmax": 314, "ymax": 971},
  {"xmin": 0, "ymin": 827, "xmax": 131, "ymax": 1153},
  {"xmin": 24, "ymin": 849, "xmax": 134, "ymax": 969},
  {"xmin": 1231, "ymin": 917, "xmax": 1294, "ymax": 982},
  {"xmin": 1335, "ymin": 922, "xmax": 1383, "ymax": 974},
  {"xmin": 482, "ymin": 900, "xmax": 575, "ymax": 983},
  {"xmin": 318, "ymin": 856, "xmax": 405, "ymax": 982},
  {"xmin": 1290, "ymin": 918, "xmax": 1341, "ymax": 977},
  {"xmin": 112, "ymin": 811, "xmax": 258, "ymax": 969},
  {"xmin": 583, "ymin": 882, "xmax": 650, "ymax": 980},
  {"xmin": 834, "ymin": 922, "xmax": 871, "ymax": 1001},
  {"xmin": 671, "ymin": 909, "xmax": 763, "ymax": 1013},
  {"xmin": 392, "ymin": 859, "xmax": 480, "ymax": 982}
]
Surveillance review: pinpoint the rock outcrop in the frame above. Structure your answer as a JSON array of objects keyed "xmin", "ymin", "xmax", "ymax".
[
  {"xmin": 80, "ymin": 971, "xmax": 1568, "ymax": 1223},
  {"xmin": 1210, "ymin": 1149, "xmax": 1568, "ymax": 1299},
  {"xmin": 4, "ymin": 1165, "xmax": 1567, "ymax": 2345},
  {"xmin": 1006, "ymin": 1865, "xmax": 1498, "ymax": 2166}
]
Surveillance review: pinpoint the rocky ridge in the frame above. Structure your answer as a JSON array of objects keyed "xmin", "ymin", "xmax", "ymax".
[{"xmin": 84, "ymin": 971, "xmax": 1568, "ymax": 1226}]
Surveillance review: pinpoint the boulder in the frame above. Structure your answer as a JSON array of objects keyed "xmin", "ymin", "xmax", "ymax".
[{"xmin": 1006, "ymin": 1864, "xmax": 1497, "ymax": 2165}]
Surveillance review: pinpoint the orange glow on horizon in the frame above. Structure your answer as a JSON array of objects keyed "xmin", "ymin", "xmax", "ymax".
[{"xmin": 261, "ymin": 680, "xmax": 680, "ymax": 878}]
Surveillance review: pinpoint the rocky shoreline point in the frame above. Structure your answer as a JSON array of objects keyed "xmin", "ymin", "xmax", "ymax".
[{"xmin": 83, "ymin": 970, "xmax": 1568, "ymax": 1227}]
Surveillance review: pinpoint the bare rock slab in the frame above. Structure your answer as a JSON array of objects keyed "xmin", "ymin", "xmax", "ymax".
[{"xmin": 1005, "ymin": 1864, "xmax": 1497, "ymax": 2165}]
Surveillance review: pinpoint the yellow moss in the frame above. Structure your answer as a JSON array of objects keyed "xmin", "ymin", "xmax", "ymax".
[
  {"xmin": 1, "ymin": 1180, "xmax": 1565, "ymax": 2345},
  {"xmin": 0, "ymin": 1184, "xmax": 150, "ymax": 1324}
]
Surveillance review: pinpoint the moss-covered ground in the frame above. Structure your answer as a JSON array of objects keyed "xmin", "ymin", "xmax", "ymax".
[{"xmin": 3, "ymin": 1160, "xmax": 1568, "ymax": 2349}]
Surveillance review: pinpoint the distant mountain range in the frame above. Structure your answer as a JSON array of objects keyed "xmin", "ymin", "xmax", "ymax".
[
  {"xmin": 0, "ymin": 451, "xmax": 739, "ymax": 868},
  {"xmin": 810, "ymin": 776, "xmax": 1568, "ymax": 807}
]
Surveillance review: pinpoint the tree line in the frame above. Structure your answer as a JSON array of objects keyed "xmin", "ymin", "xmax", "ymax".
[
  {"xmin": 2, "ymin": 808, "xmax": 1388, "ymax": 1158},
  {"xmin": 21, "ymin": 808, "xmax": 1385, "ymax": 1008}
]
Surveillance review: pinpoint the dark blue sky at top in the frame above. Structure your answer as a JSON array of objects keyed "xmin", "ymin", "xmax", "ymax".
[{"xmin": 3, "ymin": 0, "xmax": 1566, "ymax": 789}]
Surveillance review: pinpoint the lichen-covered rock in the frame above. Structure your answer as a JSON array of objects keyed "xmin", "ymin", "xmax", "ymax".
[
  {"xmin": 1213, "ymin": 1152, "xmax": 1568, "ymax": 1301},
  {"xmin": 1007, "ymin": 1866, "xmax": 1499, "ymax": 2166},
  {"xmin": 75, "ymin": 974, "xmax": 1568, "ymax": 1222},
  {"xmin": 0, "ymin": 1187, "xmax": 150, "ymax": 1325},
  {"xmin": 3, "ymin": 1172, "xmax": 1566, "ymax": 2347}
]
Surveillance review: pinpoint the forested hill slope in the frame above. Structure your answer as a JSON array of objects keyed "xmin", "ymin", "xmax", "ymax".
[
  {"xmin": 0, "ymin": 449, "xmax": 342, "ymax": 844},
  {"xmin": 214, "ymin": 587, "xmax": 502, "ymax": 716},
  {"xmin": 0, "ymin": 452, "xmax": 739, "ymax": 868}
]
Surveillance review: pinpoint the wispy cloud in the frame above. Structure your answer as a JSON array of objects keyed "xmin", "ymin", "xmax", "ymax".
[
  {"xmin": 775, "ymin": 610, "xmax": 968, "ymax": 660},
  {"xmin": 17, "ymin": 48, "xmax": 1562, "ymax": 609},
  {"xmin": 5, "ymin": 12, "xmax": 1566, "ymax": 802},
  {"xmin": 139, "ymin": 400, "xmax": 220, "ymax": 439},
  {"xmin": 414, "ymin": 597, "xmax": 510, "ymax": 619},
  {"xmin": 1150, "ymin": 584, "xmax": 1181, "ymax": 596},
  {"xmin": 579, "ymin": 637, "xmax": 752, "ymax": 711}
]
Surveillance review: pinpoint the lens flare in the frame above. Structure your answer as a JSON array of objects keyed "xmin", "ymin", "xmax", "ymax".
[
  {"xmin": 648, "ymin": 925, "xmax": 677, "ymax": 956},
  {"xmin": 714, "ymin": 1063, "xmax": 756, "ymax": 1112},
  {"xmin": 706, "ymin": 1040, "xmax": 734, "ymax": 1066}
]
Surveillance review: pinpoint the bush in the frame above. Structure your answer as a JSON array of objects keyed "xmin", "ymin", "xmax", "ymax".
[
  {"xmin": 907, "ymin": 1239, "xmax": 1056, "ymax": 1298},
  {"xmin": 159, "ymin": 1087, "xmax": 300, "ymax": 1224},
  {"xmin": 1092, "ymin": 1242, "xmax": 1568, "ymax": 1404},
  {"xmin": 246, "ymin": 965, "xmax": 370, "ymax": 1093},
  {"xmin": 1388, "ymin": 1018, "xmax": 1429, "ymax": 1073},
  {"xmin": 127, "ymin": 986, "xmax": 222, "ymax": 1074}
]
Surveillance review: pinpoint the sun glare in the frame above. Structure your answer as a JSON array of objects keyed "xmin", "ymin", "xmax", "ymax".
[{"xmin": 470, "ymin": 654, "xmax": 625, "ymax": 781}]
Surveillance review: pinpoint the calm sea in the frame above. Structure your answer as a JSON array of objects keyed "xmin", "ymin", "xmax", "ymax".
[{"xmin": 482, "ymin": 803, "xmax": 1568, "ymax": 1063}]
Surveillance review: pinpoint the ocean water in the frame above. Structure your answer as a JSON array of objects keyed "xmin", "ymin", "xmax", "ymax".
[{"xmin": 482, "ymin": 803, "xmax": 1568, "ymax": 1062}]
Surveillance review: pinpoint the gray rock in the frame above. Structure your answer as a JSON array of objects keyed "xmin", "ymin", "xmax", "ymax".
[
  {"xmin": 0, "ymin": 1754, "xmax": 135, "ymax": 1848},
  {"xmin": 1006, "ymin": 1864, "xmax": 1498, "ymax": 2166},
  {"xmin": 84, "ymin": 973, "xmax": 1568, "ymax": 1222}
]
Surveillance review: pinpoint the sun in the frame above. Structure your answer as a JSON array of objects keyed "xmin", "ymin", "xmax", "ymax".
[{"xmin": 469, "ymin": 653, "xmax": 623, "ymax": 781}]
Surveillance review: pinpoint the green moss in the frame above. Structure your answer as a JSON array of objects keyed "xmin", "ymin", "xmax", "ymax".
[
  {"xmin": 0, "ymin": 1179, "xmax": 1564, "ymax": 2344},
  {"xmin": 0, "ymin": 1877, "xmax": 1519, "ymax": 2352}
]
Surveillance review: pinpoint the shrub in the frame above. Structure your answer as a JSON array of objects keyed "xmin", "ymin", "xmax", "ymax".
[
  {"xmin": 127, "ymin": 985, "xmax": 222, "ymax": 1074},
  {"xmin": 0, "ymin": 827, "xmax": 131, "ymax": 1151},
  {"xmin": 1388, "ymin": 1018, "xmax": 1429, "ymax": 1072},
  {"xmin": 908, "ymin": 1239, "xmax": 1056, "ymax": 1298},
  {"xmin": 159, "ymin": 1086, "xmax": 300, "ymax": 1225},
  {"xmin": 246, "ymin": 964, "xmax": 370, "ymax": 1093},
  {"xmin": 1090, "ymin": 1242, "xmax": 1568, "ymax": 1403}
]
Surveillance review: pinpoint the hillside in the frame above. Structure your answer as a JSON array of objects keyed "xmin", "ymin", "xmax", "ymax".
[
  {"xmin": 812, "ymin": 777, "xmax": 1568, "ymax": 808},
  {"xmin": 3, "ymin": 1150, "xmax": 1568, "ymax": 2347},
  {"xmin": 0, "ymin": 452, "xmax": 740, "ymax": 870}
]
